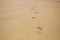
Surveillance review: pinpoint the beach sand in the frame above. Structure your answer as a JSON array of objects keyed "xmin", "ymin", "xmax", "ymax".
[{"xmin": 0, "ymin": 0, "xmax": 60, "ymax": 40}]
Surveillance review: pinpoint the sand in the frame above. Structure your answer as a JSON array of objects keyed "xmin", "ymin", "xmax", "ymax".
[{"xmin": 0, "ymin": 0, "xmax": 60, "ymax": 40}]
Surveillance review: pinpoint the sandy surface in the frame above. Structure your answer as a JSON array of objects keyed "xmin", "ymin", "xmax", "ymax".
[{"xmin": 0, "ymin": 0, "xmax": 60, "ymax": 40}]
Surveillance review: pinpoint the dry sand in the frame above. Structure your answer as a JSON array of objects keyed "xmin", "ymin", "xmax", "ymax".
[{"xmin": 0, "ymin": 0, "xmax": 60, "ymax": 40}]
